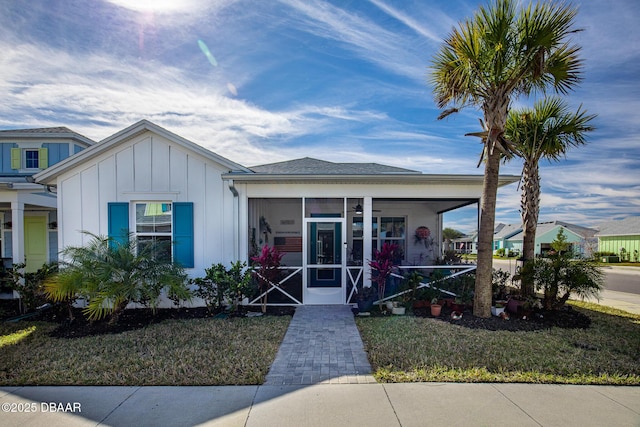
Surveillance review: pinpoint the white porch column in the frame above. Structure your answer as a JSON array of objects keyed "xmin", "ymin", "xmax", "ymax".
[
  {"xmin": 11, "ymin": 201, "xmax": 24, "ymax": 265},
  {"xmin": 363, "ymin": 196, "xmax": 373, "ymax": 287}
]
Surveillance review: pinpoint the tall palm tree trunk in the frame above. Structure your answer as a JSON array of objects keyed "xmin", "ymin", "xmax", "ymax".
[
  {"xmin": 474, "ymin": 148, "xmax": 502, "ymax": 318},
  {"xmin": 520, "ymin": 158, "xmax": 540, "ymax": 297}
]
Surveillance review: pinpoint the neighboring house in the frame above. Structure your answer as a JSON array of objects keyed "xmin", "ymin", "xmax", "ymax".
[
  {"xmin": 0, "ymin": 127, "xmax": 93, "ymax": 296},
  {"xmin": 595, "ymin": 216, "xmax": 640, "ymax": 261},
  {"xmin": 35, "ymin": 120, "xmax": 519, "ymax": 306},
  {"xmin": 492, "ymin": 223, "xmax": 522, "ymax": 254},
  {"xmin": 492, "ymin": 220, "xmax": 598, "ymax": 257},
  {"xmin": 450, "ymin": 231, "xmax": 478, "ymax": 254}
]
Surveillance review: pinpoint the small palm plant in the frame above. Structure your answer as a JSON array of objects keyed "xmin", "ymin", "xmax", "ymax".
[{"xmin": 45, "ymin": 232, "xmax": 191, "ymax": 324}]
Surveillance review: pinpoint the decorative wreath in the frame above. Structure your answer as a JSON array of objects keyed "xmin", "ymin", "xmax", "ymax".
[{"xmin": 414, "ymin": 226, "xmax": 432, "ymax": 244}]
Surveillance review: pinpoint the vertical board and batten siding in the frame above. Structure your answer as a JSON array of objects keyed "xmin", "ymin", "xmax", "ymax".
[
  {"xmin": 56, "ymin": 131, "xmax": 233, "ymax": 276},
  {"xmin": 599, "ymin": 236, "xmax": 640, "ymax": 258},
  {"xmin": 42, "ymin": 143, "xmax": 70, "ymax": 165},
  {"xmin": 0, "ymin": 144, "xmax": 15, "ymax": 173}
]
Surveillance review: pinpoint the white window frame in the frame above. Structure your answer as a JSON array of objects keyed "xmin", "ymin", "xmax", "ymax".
[
  {"xmin": 134, "ymin": 201, "xmax": 173, "ymax": 262},
  {"xmin": 374, "ymin": 216, "xmax": 407, "ymax": 260},
  {"xmin": 23, "ymin": 149, "xmax": 40, "ymax": 170}
]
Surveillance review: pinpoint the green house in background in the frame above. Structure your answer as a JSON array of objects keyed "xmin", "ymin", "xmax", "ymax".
[{"xmin": 596, "ymin": 216, "xmax": 640, "ymax": 262}]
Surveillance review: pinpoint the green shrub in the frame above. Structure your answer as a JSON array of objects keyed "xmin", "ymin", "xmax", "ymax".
[
  {"xmin": 495, "ymin": 248, "xmax": 506, "ymax": 257},
  {"xmin": 520, "ymin": 231, "xmax": 604, "ymax": 310},
  {"xmin": 8, "ymin": 262, "xmax": 58, "ymax": 312},
  {"xmin": 593, "ymin": 251, "xmax": 617, "ymax": 259},
  {"xmin": 192, "ymin": 261, "xmax": 252, "ymax": 313}
]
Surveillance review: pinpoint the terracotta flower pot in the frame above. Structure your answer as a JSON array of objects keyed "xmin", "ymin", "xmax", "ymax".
[{"xmin": 430, "ymin": 304, "xmax": 442, "ymax": 317}]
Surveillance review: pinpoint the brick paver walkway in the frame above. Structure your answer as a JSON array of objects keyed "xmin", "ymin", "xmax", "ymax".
[{"xmin": 264, "ymin": 305, "xmax": 376, "ymax": 385}]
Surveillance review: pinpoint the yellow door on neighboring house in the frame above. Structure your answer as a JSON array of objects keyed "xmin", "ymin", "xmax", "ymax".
[{"xmin": 24, "ymin": 216, "xmax": 48, "ymax": 273}]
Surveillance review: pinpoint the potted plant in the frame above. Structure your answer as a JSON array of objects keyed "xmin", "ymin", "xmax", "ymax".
[
  {"xmin": 430, "ymin": 297, "xmax": 442, "ymax": 317},
  {"xmin": 491, "ymin": 301, "xmax": 506, "ymax": 316},
  {"xmin": 391, "ymin": 301, "xmax": 406, "ymax": 315}
]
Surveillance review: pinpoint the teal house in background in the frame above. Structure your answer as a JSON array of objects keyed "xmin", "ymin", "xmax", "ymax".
[{"xmin": 492, "ymin": 221, "xmax": 598, "ymax": 258}]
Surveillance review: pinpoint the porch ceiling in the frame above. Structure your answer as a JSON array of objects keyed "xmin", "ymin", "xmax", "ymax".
[{"xmin": 373, "ymin": 198, "xmax": 478, "ymax": 214}]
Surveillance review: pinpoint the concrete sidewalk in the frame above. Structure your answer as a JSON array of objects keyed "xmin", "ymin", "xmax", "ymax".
[{"xmin": 2, "ymin": 383, "xmax": 639, "ymax": 426}]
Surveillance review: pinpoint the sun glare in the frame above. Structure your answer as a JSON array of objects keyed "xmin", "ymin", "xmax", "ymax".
[
  {"xmin": 0, "ymin": 326, "xmax": 37, "ymax": 348},
  {"xmin": 105, "ymin": 0, "xmax": 198, "ymax": 13}
]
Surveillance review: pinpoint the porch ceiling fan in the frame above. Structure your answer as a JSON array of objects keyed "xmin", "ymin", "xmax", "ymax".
[{"xmin": 351, "ymin": 202, "xmax": 381, "ymax": 214}]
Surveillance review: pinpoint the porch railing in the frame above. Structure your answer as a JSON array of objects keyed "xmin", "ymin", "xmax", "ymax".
[
  {"xmin": 247, "ymin": 266, "xmax": 303, "ymax": 306},
  {"xmin": 246, "ymin": 263, "xmax": 477, "ymax": 306},
  {"xmin": 369, "ymin": 265, "xmax": 477, "ymax": 305}
]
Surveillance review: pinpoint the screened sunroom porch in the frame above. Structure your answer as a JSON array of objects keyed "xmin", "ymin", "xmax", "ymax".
[{"xmin": 245, "ymin": 197, "xmax": 477, "ymax": 306}]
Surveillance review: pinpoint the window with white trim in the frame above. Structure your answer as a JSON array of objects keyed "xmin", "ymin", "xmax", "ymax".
[
  {"xmin": 24, "ymin": 149, "xmax": 40, "ymax": 169},
  {"xmin": 378, "ymin": 217, "xmax": 406, "ymax": 260},
  {"xmin": 135, "ymin": 202, "xmax": 172, "ymax": 262}
]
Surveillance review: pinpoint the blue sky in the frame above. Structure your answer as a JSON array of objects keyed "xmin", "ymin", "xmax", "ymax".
[{"xmin": 0, "ymin": 0, "xmax": 638, "ymax": 233}]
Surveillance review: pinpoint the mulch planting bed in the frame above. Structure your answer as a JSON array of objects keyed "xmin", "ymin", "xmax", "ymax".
[
  {"xmin": 1, "ymin": 301, "xmax": 295, "ymax": 339},
  {"xmin": 363, "ymin": 303, "xmax": 591, "ymax": 332}
]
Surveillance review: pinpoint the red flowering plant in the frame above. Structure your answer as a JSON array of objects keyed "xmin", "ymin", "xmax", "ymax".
[
  {"xmin": 368, "ymin": 242, "xmax": 400, "ymax": 310},
  {"xmin": 251, "ymin": 245, "xmax": 284, "ymax": 313}
]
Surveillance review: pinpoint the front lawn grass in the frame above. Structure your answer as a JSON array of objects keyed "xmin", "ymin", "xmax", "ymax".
[
  {"xmin": 0, "ymin": 316, "xmax": 290, "ymax": 385},
  {"xmin": 356, "ymin": 301, "xmax": 640, "ymax": 385}
]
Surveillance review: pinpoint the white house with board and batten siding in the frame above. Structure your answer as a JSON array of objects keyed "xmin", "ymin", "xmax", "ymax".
[{"xmin": 35, "ymin": 120, "xmax": 519, "ymax": 307}]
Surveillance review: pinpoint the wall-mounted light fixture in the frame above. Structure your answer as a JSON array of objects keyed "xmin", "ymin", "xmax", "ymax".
[
  {"xmin": 48, "ymin": 221, "xmax": 58, "ymax": 230},
  {"xmin": 3, "ymin": 222, "xmax": 11, "ymax": 230}
]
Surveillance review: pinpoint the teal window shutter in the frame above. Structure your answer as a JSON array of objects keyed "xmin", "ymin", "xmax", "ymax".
[
  {"xmin": 108, "ymin": 203, "xmax": 129, "ymax": 246},
  {"xmin": 173, "ymin": 202, "xmax": 194, "ymax": 268}
]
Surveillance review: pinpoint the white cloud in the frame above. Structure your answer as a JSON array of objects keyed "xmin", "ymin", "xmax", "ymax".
[{"xmin": 277, "ymin": 0, "xmax": 428, "ymax": 82}]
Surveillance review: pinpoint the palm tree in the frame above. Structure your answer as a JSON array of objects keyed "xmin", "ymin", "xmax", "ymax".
[
  {"xmin": 45, "ymin": 232, "xmax": 191, "ymax": 323},
  {"xmin": 430, "ymin": 0, "xmax": 584, "ymax": 317},
  {"xmin": 506, "ymin": 97, "xmax": 595, "ymax": 296}
]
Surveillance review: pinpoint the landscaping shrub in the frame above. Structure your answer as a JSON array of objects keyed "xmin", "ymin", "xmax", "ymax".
[
  {"xmin": 520, "ymin": 230, "xmax": 604, "ymax": 310},
  {"xmin": 45, "ymin": 232, "xmax": 191, "ymax": 323},
  {"xmin": 8, "ymin": 262, "xmax": 58, "ymax": 312},
  {"xmin": 251, "ymin": 245, "xmax": 284, "ymax": 313},
  {"xmin": 193, "ymin": 261, "xmax": 252, "ymax": 313}
]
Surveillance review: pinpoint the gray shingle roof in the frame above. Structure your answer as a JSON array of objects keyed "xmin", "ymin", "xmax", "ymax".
[
  {"xmin": 0, "ymin": 126, "xmax": 95, "ymax": 145},
  {"xmin": 507, "ymin": 221, "xmax": 597, "ymax": 241},
  {"xmin": 493, "ymin": 223, "xmax": 521, "ymax": 239},
  {"xmin": 250, "ymin": 157, "xmax": 420, "ymax": 175},
  {"xmin": 595, "ymin": 216, "xmax": 640, "ymax": 236},
  {"xmin": 0, "ymin": 127, "xmax": 76, "ymax": 134}
]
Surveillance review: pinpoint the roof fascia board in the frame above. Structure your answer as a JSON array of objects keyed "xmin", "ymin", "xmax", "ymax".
[
  {"xmin": 222, "ymin": 173, "xmax": 520, "ymax": 186},
  {"xmin": 35, "ymin": 120, "xmax": 251, "ymax": 184}
]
